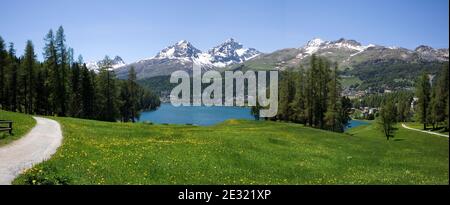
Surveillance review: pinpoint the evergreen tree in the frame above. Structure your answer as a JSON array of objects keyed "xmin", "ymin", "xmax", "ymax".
[
  {"xmin": 429, "ymin": 86, "xmax": 439, "ymax": 129},
  {"xmin": 80, "ymin": 63, "xmax": 95, "ymax": 118},
  {"xmin": 96, "ymin": 56, "xmax": 119, "ymax": 121},
  {"xmin": 119, "ymin": 81, "xmax": 131, "ymax": 122},
  {"xmin": 43, "ymin": 29, "xmax": 58, "ymax": 115},
  {"xmin": 415, "ymin": 72, "xmax": 431, "ymax": 130},
  {"xmin": 340, "ymin": 96, "xmax": 352, "ymax": 129},
  {"xmin": 1, "ymin": 27, "xmax": 160, "ymax": 123},
  {"xmin": 55, "ymin": 26, "xmax": 68, "ymax": 116},
  {"xmin": 119, "ymin": 67, "xmax": 144, "ymax": 122},
  {"xmin": 325, "ymin": 63, "xmax": 343, "ymax": 132},
  {"xmin": 34, "ymin": 62, "xmax": 50, "ymax": 115},
  {"xmin": 277, "ymin": 72, "xmax": 295, "ymax": 121},
  {"xmin": 431, "ymin": 65, "xmax": 449, "ymax": 129},
  {"xmin": 289, "ymin": 69, "xmax": 306, "ymax": 124},
  {"xmin": 317, "ymin": 58, "xmax": 330, "ymax": 129},
  {"xmin": 128, "ymin": 67, "xmax": 139, "ymax": 122},
  {"xmin": 0, "ymin": 36, "xmax": 6, "ymax": 109},
  {"xmin": 21, "ymin": 40, "xmax": 36, "ymax": 114},
  {"xmin": 7, "ymin": 43, "xmax": 18, "ymax": 112},
  {"xmin": 305, "ymin": 55, "xmax": 317, "ymax": 126},
  {"xmin": 67, "ymin": 47, "xmax": 74, "ymax": 66},
  {"xmin": 68, "ymin": 63, "xmax": 82, "ymax": 117},
  {"xmin": 396, "ymin": 100, "xmax": 411, "ymax": 122}
]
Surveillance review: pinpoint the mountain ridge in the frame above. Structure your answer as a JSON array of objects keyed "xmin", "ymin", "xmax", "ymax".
[
  {"xmin": 232, "ymin": 37, "xmax": 448, "ymax": 72},
  {"xmin": 87, "ymin": 37, "xmax": 448, "ymax": 82}
]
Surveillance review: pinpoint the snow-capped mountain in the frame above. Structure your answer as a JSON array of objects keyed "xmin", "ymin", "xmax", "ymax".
[
  {"xmin": 154, "ymin": 40, "xmax": 202, "ymax": 60},
  {"xmin": 86, "ymin": 56, "xmax": 125, "ymax": 72},
  {"xmin": 151, "ymin": 38, "xmax": 261, "ymax": 67},
  {"xmin": 296, "ymin": 38, "xmax": 375, "ymax": 61},
  {"xmin": 242, "ymin": 37, "xmax": 448, "ymax": 71},
  {"xmin": 294, "ymin": 38, "xmax": 449, "ymax": 64},
  {"xmin": 115, "ymin": 39, "xmax": 261, "ymax": 79},
  {"xmin": 415, "ymin": 45, "xmax": 449, "ymax": 61},
  {"xmin": 207, "ymin": 38, "xmax": 261, "ymax": 67}
]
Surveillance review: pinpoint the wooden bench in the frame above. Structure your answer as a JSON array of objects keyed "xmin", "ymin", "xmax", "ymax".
[{"xmin": 0, "ymin": 120, "xmax": 13, "ymax": 135}]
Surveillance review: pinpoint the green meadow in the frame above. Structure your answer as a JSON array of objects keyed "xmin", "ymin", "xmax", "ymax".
[
  {"xmin": 0, "ymin": 110, "xmax": 36, "ymax": 146},
  {"xmin": 8, "ymin": 112, "xmax": 448, "ymax": 185}
]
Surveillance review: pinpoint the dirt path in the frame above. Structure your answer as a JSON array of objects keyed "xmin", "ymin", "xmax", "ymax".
[
  {"xmin": 401, "ymin": 123, "xmax": 449, "ymax": 138},
  {"xmin": 0, "ymin": 117, "xmax": 63, "ymax": 185}
]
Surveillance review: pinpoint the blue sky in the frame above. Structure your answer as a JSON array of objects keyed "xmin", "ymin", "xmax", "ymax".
[{"xmin": 0, "ymin": 0, "xmax": 448, "ymax": 63}]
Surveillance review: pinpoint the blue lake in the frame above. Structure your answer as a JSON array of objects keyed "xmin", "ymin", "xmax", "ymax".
[
  {"xmin": 139, "ymin": 103, "xmax": 255, "ymax": 126},
  {"xmin": 140, "ymin": 104, "xmax": 371, "ymax": 128},
  {"xmin": 345, "ymin": 120, "xmax": 370, "ymax": 130}
]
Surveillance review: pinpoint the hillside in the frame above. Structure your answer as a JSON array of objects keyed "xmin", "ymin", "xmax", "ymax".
[
  {"xmin": 13, "ymin": 116, "xmax": 449, "ymax": 185},
  {"xmin": 134, "ymin": 38, "xmax": 448, "ymax": 94}
]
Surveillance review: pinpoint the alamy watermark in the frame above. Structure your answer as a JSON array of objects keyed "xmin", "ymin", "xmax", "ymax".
[{"xmin": 169, "ymin": 64, "xmax": 278, "ymax": 117}]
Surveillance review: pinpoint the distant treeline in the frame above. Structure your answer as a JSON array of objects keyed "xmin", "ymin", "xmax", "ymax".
[
  {"xmin": 352, "ymin": 90, "xmax": 414, "ymax": 121},
  {"xmin": 0, "ymin": 26, "xmax": 160, "ymax": 122},
  {"xmin": 352, "ymin": 91, "xmax": 414, "ymax": 109},
  {"xmin": 253, "ymin": 54, "xmax": 352, "ymax": 133}
]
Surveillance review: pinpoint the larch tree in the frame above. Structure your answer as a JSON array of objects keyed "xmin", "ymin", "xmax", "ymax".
[
  {"xmin": 415, "ymin": 72, "xmax": 431, "ymax": 130},
  {"xmin": 21, "ymin": 40, "xmax": 36, "ymax": 114}
]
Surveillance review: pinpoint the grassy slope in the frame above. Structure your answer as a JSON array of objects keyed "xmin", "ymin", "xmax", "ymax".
[
  {"xmin": 403, "ymin": 122, "xmax": 449, "ymax": 135},
  {"xmin": 341, "ymin": 76, "xmax": 362, "ymax": 88},
  {"xmin": 0, "ymin": 110, "xmax": 36, "ymax": 146},
  {"xmin": 14, "ymin": 117, "xmax": 448, "ymax": 185}
]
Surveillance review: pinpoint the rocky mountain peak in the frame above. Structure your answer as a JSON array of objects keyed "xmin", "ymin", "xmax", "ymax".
[
  {"xmin": 415, "ymin": 45, "xmax": 434, "ymax": 53},
  {"xmin": 155, "ymin": 40, "xmax": 202, "ymax": 59},
  {"xmin": 332, "ymin": 38, "xmax": 362, "ymax": 47},
  {"xmin": 207, "ymin": 38, "xmax": 261, "ymax": 66}
]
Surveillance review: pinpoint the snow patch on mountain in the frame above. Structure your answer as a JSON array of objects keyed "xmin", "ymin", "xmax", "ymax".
[
  {"xmin": 86, "ymin": 56, "xmax": 125, "ymax": 72},
  {"xmin": 140, "ymin": 38, "xmax": 261, "ymax": 68},
  {"xmin": 297, "ymin": 38, "xmax": 378, "ymax": 60}
]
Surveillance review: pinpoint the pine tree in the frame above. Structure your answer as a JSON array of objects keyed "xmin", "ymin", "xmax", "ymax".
[
  {"xmin": 43, "ymin": 29, "xmax": 58, "ymax": 115},
  {"xmin": 429, "ymin": 86, "xmax": 439, "ymax": 129},
  {"xmin": 81, "ymin": 63, "xmax": 95, "ymax": 118},
  {"xmin": 396, "ymin": 100, "xmax": 410, "ymax": 122},
  {"xmin": 128, "ymin": 67, "xmax": 139, "ymax": 122},
  {"xmin": 21, "ymin": 40, "xmax": 36, "ymax": 114},
  {"xmin": 340, "ymin": 96, "xmax": 352, "ymax": 129},
  {"xmin": 289, "ymin": 69, "xmax": 306, "ymax": 124},
  {"xmin": 325, "ymin": 63, "xmax": 343, "ymax": 132},
  {"xmin": 2, "ymin": 27, "xmax": 161, "ymax": 122},
  {"xmin": 7, "ymin": 43, "xmax": 18, "ymax": 112},
  {"xmin": 96, "ymin": 56, "xmax": 119, "ymax": 121},
  {"xmin": 308, "ymin": 56, "xmax": 331, "ymax": 128},
  {"xmin": 0, "ymin": 36, "xmax": 7, "ymax": 109},
  {"xmin": 34, "ymin": 62, "xmax": 49, "ymax": 115},
  {"xmin": 431, "ymin": 65, "xmax": 449, "ymax": 129},
  {"xmin": 277, "ymin": 72, "xmax": 295, "ymax": 121},
  {"xmin": 67, "ymin": 47, "xmax": 74, "ymax": 66},
  {"xmin": 415, "ymin": 72, "xmax": 431, "ymax": 130},
  {"xmin": 119, "ymin": 81, "xmax": 130, "ymax": 122},
  {"xmin": 68, "ymin": 63, "xmax": 82, "ymax": 117},
  {"xmin": 305, "ymin": 55, "xmax": 317, "ymax": 126},
  {"xmin": 55, "ymin": 26, "xmax": 68, "ymax": 116}
]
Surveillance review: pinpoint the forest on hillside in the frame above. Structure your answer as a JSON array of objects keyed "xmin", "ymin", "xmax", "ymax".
[{"xmin": 0, "ymin": 26, "xmax": 160, "ymax": 122}]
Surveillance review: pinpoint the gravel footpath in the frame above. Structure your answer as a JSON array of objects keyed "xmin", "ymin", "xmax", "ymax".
[{"xmin": 0, "ymin": 117, "xmax": 63, "ymax": 185}]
